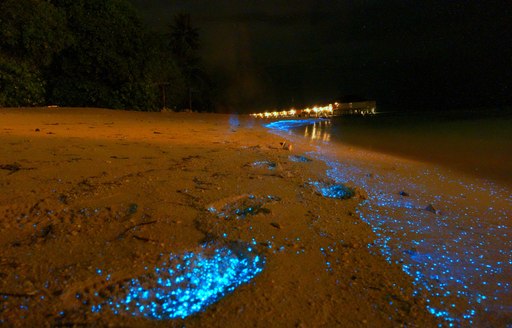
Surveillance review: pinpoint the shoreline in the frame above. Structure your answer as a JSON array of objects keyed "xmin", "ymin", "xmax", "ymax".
[
  {"xmin": 265, "ymin": 118, "xmax": 512, "ymax": 326},
  {"xmin": 0, "ymin": 108, "xmax": 438, "ymax": 326}
]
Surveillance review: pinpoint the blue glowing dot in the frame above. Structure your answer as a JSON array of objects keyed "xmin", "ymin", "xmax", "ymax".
[{"xmin": 88, "ymin": 242, "xmax": 265, "ymax": 320}]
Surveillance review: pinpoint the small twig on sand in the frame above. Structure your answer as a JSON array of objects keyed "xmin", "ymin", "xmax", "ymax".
[
  {"xmin": 54, "ymin": 322, "xmax": 89, "ymax": 327},
  {"xmin": 0, "ymin": 292, "xmax": 36, "ymax": 298},
  {"xmin": 116, "ymin": 220, "xmax": 157, "ymax": 240},
  {"xmin": 0, "ymin": 163, "xmax": 35, "ymax": 175},
  {"xmin": 132, "ymin": 235, "xmax": 158, "ymax": 242},
  {"xmin": 1, "ymin": 163, "xmax": 22, "ymax": 175},
  {"xmin": 177, "ymin": 189, "xmax": 200, "ymax": 201},
  {"xmin": 0, "ymin": 163, "xmax": 21, "ymax": 173}
]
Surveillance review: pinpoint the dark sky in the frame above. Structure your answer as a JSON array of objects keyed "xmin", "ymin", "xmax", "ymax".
[{"xmin": 131, "ymin": 0, "xmax": 512, "ymax": 112}]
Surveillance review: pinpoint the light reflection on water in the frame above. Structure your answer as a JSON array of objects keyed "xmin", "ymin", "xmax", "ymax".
[
  {"xmin": 266, "ymin": 119, "xmax": 512, "ymax": 326},
  {"xmin": 264, "ymin": 118, "xmax": 331, "ymax": 142},
  {"xmin": 304, "ymin": 120, "xmax": 331, "ymax": 142}
]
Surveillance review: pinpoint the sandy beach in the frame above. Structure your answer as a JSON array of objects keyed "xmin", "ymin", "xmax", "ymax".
[{"xmin": 0, "ymin": 108, "xmax": 439, "ymax": 327}]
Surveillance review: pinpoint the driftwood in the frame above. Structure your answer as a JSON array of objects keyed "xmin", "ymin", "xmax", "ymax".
[{"xmin": 115, "ymin": 220, "xmax": 157, "ymax": 240}]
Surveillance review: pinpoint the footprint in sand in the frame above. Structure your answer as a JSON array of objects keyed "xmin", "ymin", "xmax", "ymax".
[
  {"xmin": 309, "ymin": 180, "xmax": 355, "ymax": 199},
  {"xmin": 63, "ymin": 241, "xmax": 265, "ymax": 320},
  {"xmin": 207, "ymin": 194, "xmax": 280, "ymax": 220}
]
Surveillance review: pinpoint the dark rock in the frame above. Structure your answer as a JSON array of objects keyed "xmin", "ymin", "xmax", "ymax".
[
  {"xmin": 424, "ymin": 204, "xmax": 437, "ymax": 214},
  {"xmin": 58, "ymin": 194, "xmax": 68, "ymax": 204},
  {"xmin": 280, "ymin": 141, "xmax": 292, "ymax": 151},
  {"xmin": 399, "ymin": 191, "xmax": 409, "ymax": 197},
  {"xmin": 270, "ymin": 222, "xmax": 282, "ymax": 229},
  {"xmin": 127, "ymin": 203, "xmax": 138, "ymax": 215},
  {"xmin": 39, "ymin": 224, "xmax": 54, "ymax": 239}
]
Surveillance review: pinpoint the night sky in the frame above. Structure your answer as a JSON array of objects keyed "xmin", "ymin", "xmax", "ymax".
[{"xmin": 131, "ymin": 1, "xmax": 512, "ymax": 112}]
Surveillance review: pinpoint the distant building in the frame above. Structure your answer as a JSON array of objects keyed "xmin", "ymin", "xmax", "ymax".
[{"xmin": 333, "ymin": 100, "xmax": 377, "ymax": 116}]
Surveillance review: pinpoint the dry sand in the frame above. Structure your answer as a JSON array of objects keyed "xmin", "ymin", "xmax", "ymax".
[{"xmin": 0, "ymin": 108, "xmax": 438, "ymax": 327}]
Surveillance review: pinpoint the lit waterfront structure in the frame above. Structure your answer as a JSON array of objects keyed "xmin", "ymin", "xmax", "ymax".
[{"xmin": 251, "ymin": 100, "xmax": 376, "ymax": 119}]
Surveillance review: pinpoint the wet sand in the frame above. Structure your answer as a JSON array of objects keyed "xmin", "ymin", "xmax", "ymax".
[
  {"xmin": 267, "ymin": 119, "xmax": 512, "ymax": 326},
  {"xmin": 0, "ymin": 108, "xmax": 437, "ymax": 327}
]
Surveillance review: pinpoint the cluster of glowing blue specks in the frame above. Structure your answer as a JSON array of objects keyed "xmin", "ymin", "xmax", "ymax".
[
  {"xmin": 250, "ymin": 160, "xmax": 277, "ymax": 170},
  {"xmin": 309, "ymin": 180, "xmax": 355, "ymax": 199},
  {"xmin": 207, "ymin": 194, "xmax": 279, "ymax": 219},
  {"xmin": 263, "ymin": 121, "xmax": 512, "ymax": 326},
  {"xmin": 315, "ymin": 153, "xmax": 512, "ymax": 326},
  {"xmin": 90, "ymin": 243, "xmax": 264, "ymax": 320},
  {"xmin": 264, "ymin": 119, "xmax": 325, "ymax": 132},
  {"xmin": 289, "ymin": 155, "xmax": 313, "ymax": 163}
]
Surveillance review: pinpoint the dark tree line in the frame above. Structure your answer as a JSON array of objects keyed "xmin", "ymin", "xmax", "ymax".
[{"xmin": 0, "ymin": 0, "xmax": 214, "ymax": 111}]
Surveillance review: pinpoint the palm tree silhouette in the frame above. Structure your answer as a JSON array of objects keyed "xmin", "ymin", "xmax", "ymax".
[{"xmin": 169, "ymin": 14, "xmax": 199, "ymax": 62}]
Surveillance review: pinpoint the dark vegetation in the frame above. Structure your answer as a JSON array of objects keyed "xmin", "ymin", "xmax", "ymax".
[{"xmin": 0, "ymin": 0, "xmax": 214, "ymax": 111}]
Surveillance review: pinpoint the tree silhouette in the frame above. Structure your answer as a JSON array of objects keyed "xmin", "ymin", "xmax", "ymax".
[
  {"xmin": 0, "ymin": 0, "xmax": 71, "ymax": 106},
  {"xmin": 168, "ymin": 14, "xmax": 203, "ymax": 110},
  {"xmin": 48, "ymin": 0, "xmax": 155, "ymax": 109},
  {"xmin": 0, "ymin": 1, "xmax": 214, "ymax": 111},
  {"xmin": 169, "ymin": 14, "xmax": 199, "ymax": 65}
]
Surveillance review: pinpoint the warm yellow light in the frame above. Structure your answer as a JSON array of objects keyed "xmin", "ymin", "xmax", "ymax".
[{"xmin": 252, "ymin": 101, "xmax": 349, "ymax": 119}]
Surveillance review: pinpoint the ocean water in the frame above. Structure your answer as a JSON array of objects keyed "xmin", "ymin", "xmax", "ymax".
[
  {"xmin": 265, "ymin": 112, "xmax": 512, "ymax": 327},
  {"xmin": 303, "ymin": 109, "xmax": 512, "ymax": 187}
]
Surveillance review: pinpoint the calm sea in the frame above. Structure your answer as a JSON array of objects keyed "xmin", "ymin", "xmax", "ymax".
[{"xmin": 300, "ymin": 108, "xmax": 512, "ymax": 187}]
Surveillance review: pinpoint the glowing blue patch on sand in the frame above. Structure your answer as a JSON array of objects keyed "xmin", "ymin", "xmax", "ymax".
[
  {"xmin": 264, "ymin": 119, "xmax": 324, "ymax": 131},
  {"xmin": 250, "ymin": 160, "xmax": 277, "ymax": 170},
  {"xmin": 90, "ymin": 243, "xmax": 264, "ymax": 320},
  {"xmin": 289, "ymin": 155, "xmax": 313, "ymax": 163},
  {"xmin": 207, "ymin": 194, "xmax": 279, "ymax": 219},
  {"xmin": 309, "ymin": 181, "xmax": 355, "ymax": 199},
  {"xmin": 265, "ymin": 119, "xmax": 512, "ymax": 326},
  {"xmin": 229, "ymin": 115, "xmax": 240, "ymax": 129},
  {"xmin": 314, "ymin": 154, "xmax": 512, "ymax": 326}
]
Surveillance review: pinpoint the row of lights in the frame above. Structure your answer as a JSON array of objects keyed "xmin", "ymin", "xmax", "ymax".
[{"xmin": 251, "ymin": 103, "xmax": 338, "ymax": 119}]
